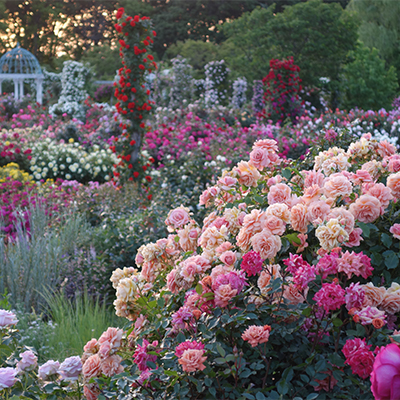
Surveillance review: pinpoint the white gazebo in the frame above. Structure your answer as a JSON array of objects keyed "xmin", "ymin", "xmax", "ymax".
[{"xmin": 0, "ymin": 43, "xmax": 44, "ymax": 103}]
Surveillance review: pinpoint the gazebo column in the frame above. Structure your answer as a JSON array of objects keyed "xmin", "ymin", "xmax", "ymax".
[
  {"xmin": 14, "ymin": 79, "xmax": 19, "ymax": 100},
  {"xmin": 0, "ymin": 79, "xmax": 2, "ymax": 95},
  {"xmin": 19, "ymin": 79, "xmax": 24, "ymax": 98},
  {"xmin": 36, "ymin": 77, "xmax": 43, "ymax": 104}
]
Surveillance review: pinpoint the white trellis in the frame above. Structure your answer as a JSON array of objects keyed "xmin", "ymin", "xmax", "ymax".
[{"xmin": 0, "ymin": 43, "xmax": 44, "ymax": 104}]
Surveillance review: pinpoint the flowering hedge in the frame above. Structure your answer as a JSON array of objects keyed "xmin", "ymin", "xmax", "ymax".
[{"xmin": 86, "ymin": 131, "xmax": 400, "ymax": 399}]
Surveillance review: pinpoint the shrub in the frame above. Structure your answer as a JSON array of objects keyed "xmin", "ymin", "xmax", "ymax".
[{"xmin": 341, "ymin": 43, "xmax": 399, "ymax": 111}]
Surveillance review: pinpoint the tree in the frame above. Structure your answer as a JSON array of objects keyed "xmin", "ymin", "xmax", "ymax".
[
  {"xmin": 348, "ymin": 0, "xmax": 400, "ymax": 81},
  {"xmin": 340, "ymin": 42, "xmax": 398, "ymax": 111},
  {"xmin": 222, "ymin": 0, "xmax": 359, "ymax": 106},
  {"xmin": 120, "ymin": 0, "xmax": 259, "ymax": 59}
]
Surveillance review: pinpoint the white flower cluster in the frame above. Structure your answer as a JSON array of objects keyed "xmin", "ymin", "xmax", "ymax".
[
  {"xmin": 49, "ymin": 61, "xmax": 91, "ymax": 119},
  {"xmin": 168, "ymin": 56, "xmax": 194, "ymax": 109},
  {"xmin": 231, "ymin": 77, "xmax": 247, "ymax": 109},
  {"xmin": 203, "ymin": 60, "xmax": 230, "ymax": 108},
  {"xmin": 29, "ymin": 138, "xmax": 117, "ymax": 182}
]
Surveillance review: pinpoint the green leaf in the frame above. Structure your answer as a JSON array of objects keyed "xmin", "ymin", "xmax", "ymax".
[
  {"xmin": 165, "ymin": 370, "xmax": 178, "ymax": 376},
  {"xmin": 357, "ymin": 222, "xmax": 370, "ymax": 238},
  {"xmin": 214, "ymin": 357, "xmax": 226, "ymax": 364},
  {"xmin": 255, "ymin": 393, "xmax": 267, "ymax": 400},
  {"xmin": 282, "ymin": 168, "xmax": 292, "ymax": 180},
  {"xmin": 302, "ymin": 307, "xmax": 312, "ymax": 317},
  {"xmin": 306, "ymin": 394, "xmax": 319, "ymax": 400},
  {"xmin": 209, "ymin": 387, "xmax": 216, "ymax": 397},
  {"xmin": 216, "ymin": 343, "xmax": 226, "ymax": 357},
  {"xmin": 381, "ymin": 233, "xmax": 393, "ymax": 248},
  {"xmin": 242, "ymin": 394, "xmax": 255, "ymax": 400},
  {"xmin": 277, "ymin": 378, "xmax": 288, "ymax": 395},
  {"xmin": 384, "ymin": 251, "xmax": 399, "ymax": 269},
  {"xmin": 286, "ymin": 233, "xmax": 301, "ymax": 245},
  {"xmin": 195, "ymin": 283, "xmax": 203, "ymax": 295},
  {"xmin": 332, "ymin": 317, "xmax": 342, "ymax": 327}
]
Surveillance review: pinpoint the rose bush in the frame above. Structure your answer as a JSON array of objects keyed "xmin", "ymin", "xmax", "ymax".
[{"xmin": 62, "ymin": 131, "xmax": 399, "ymax": 399}]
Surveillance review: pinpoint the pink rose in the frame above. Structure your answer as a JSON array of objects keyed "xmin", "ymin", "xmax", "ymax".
[
  {"xmin": 387, "ymin": 173, "xmax": 400, "ymax": 199},
  {"xmin": 241, "ymin": 251, "xmax": 264, "ymax": 277},
  {"xmin": 220, "ymin": 251, "xmax": 237, "ymax": 266},
  {"xmin": 371, "ymin": 343, "xmax": 400, "ymax": 400},
  {"xmin": 390, "ymin": 224, "xmax": 400, "ymax": 240},
  {"xmin": 58, "ymin": 356, "xmax": 82, "ymax": 381},
  {"xmin": 165, "ymin": 206, "xmax": 190, "ymax": 229},
  {"xmin": 38, "ymin": 360, "xmax": 60, "ymax": 381},
  {"xmin": 324, "ymin": 173, "xmax": 352, "ymax": 199},
  {"xmin": 17, "ymin": 350, "xmax": 37, "ymax": 372},
  {"xmin": 249, "ymin": 147, "xmax": 270, "ymax": 170},
  {"xmin": 217, "ymin": 176, "xmax": 238, "ymax": 190},
  {"xmin": 262, "ymin": 215, "xmax": 286, "ymax": 235},
  {"xmin": 0, "ymin": 309, "xmax": 18, "ymax": 327},
  {"xmin": 290, "ymin": 203, "xmax": 308, "ymax": 233},
  {"xmin": 0, "ymin": 367, "xmax": 17, "ymax": 389},
  {"xmin": 178, "ymin": 349, "xmax": 207, "ymax": 372}
]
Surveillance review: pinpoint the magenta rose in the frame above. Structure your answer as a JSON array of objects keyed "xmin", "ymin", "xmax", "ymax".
[{"xmin": 371, "ymin": 343, "xmax": 400, "ymax": 399}]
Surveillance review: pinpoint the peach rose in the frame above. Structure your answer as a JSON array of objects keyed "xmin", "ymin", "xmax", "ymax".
[
  {"xmin": 377, "ymin": 140, "xmax": 396, "ymax": 158},
  {"xmin": 82, "ymin": 354, "xmax": 101, "ymax": 379},
  {"xmin": 265, "ymin": 203, "xmax": 291, "ymax": 223},
  {"xmin": 83, "ymin": 383, "xmax": 101, "ymax": 400},
  {"xmin": 302, "ymin": 185, "xmax": 322, "ymax": 204},
  {"xmin": 178, "ymin": 349, "xmax": 207, "ymax": 372},
  {"xmin": 249, "ymin": 147, "xmax": 270, "ymax": 170},
  {"xmin": 236, "ymin": 228, "xmax": 253, "ymax": 252},
  {"xmin": 349, "ymin": 194, "xmax": 381, "ymax": 223},
  {"xmin": 236, "ymin": 161, "xmax": 261, "ymax": 187},
  {"xmin": 242, "ymin": 209, "xmax": 267, "ymax": 235},
  {"xmin": 387, "ymin": 172, "xmax": 400, "ymax": 199},
  {"xmin": 327, "ymin": 207, "xmax": 354, "ymax": 234},
  {"xmin": 262, "ymin": 216, "xmax": 286, "ymax": 236},
  {"xmin": 303, "ymin": 170, "xmax": 325, "ymax": 188},
  {"xmin": 323, "ymin": 173, "xmax": 352, "ymax": 199},
  {"xmin": 380, "ymin": 292, "xmax": 400, "ymax": 315},
  {"xmin": 251, "ymin": 229, "xmax": 282, "ymax": 260},
  {"xmin": 388, "ymin": 155, "xmax": 400, "ymax": 173},
  {"xmin": 214, "ymin": 284, "xmax": 237, "ymax": 307},
  {"xmin": 217, "ymin": 176, "xmax": 238, "ymax": 190},
  {"xmin": 366, "ymin": 183, "xmax": 393, "ymax": 210},
  {"xmin": 101, "ymin": 355, "xmax": 124, "ymax": 377},
  {"xmin": 267, "ymin": 183, "xmax": 292, "ymax": 207},
  {"xmin": 98, "ymin": 328, "xmax": 123, "ymax": 355},
  {"xmin": 254, "ymin": 139, "xmax": 279, "ymax": 152},
  {"xmin": 242, "ymin": 325, "xmax": 271, "ymax": 347},
  {"xmin": 178, "ymin": 226, "xmax": 201, "ymax": 252},
  {"xmin": 362, "ymin": 283, "xmax": 386, "ymax": 307},
  {"xmin": 283, "ymin": 283, "xmax": 307, "ymax": 305},
  {"xmin": 116, "ymin": 278, "xmax": 137, "ymax": 302},
  {"xmin": 307, "ymin": 200, "xmax": 330, "ymax": 224},
  {"xmin": 290, "ymin": 204, "xmax": 308, "ymax": 233}
]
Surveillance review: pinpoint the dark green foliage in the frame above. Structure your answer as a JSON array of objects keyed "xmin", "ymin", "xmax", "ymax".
[{"xmin": 340, "ymin": 43, "xmax": 398, "ymax": 111}]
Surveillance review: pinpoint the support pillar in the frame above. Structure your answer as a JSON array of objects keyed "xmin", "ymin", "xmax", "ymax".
[
  {"xmin": 19, "ymin": 79, "xmax": 24, "ymax": 98},
  {"xmin": 14, "ymin": 79, "xmax": 19, "ymax": 100},
  {"xmin": 36, "ymin": 78, "xmax": 43, "ymax": 104}
]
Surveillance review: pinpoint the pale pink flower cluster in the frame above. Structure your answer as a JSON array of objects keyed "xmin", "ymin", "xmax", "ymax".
[
  {"xmin": 82, "ymin": 328, "xmax": 124, "ymax": 400},
  {"xmin": 249, "ymin": 139, "xmax": 281, "ymax": 171},
  {"xmin": 0, "ymin": 309, "xmax": 18, "ymax": 328},
  {"xmin": 38, "ymin": 360, "xmax": 60, "ymax": 381},
  {"xmin": 241, "ymin": 325, "xmax": 271, "ymax": 347},
  {"xmin": 17, "ymin": 350, "xmax": 37, "ymax": 373}
]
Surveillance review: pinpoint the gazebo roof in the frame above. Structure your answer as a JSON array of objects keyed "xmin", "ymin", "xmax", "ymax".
[{"xmin": 0, "ymin": 43, "xmax": 42, "ymax": 75}]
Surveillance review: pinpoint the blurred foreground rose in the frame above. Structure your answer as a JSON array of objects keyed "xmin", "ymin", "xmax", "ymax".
[{"xmin": 371, "ymin": 343, "xmax": 400, "ymax": 400}]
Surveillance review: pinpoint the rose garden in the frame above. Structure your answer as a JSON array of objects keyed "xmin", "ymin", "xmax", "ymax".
[{"xmin": 1, "ymin": 1, "xmax": 400, "ymax": 399}]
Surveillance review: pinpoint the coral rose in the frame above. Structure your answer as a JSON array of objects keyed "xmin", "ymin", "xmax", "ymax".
[
  {"xmin": 251, "ymin": 229, "xmax": 281, "ymax": 260},
  {"xmin": 178, "ymin": 349, "xmax": 207, "ymax": 373},
  {"xmin": 349, "ymin": 195, "xmax": 381, "ymax": 223},
  {"xmin": 267, "ymin": 183, "xmax": 292, "ymax": 207},
  {"xmin": 387, "ymin": 172, "xmax": 400, "ymax": 199},
  {"xmin": 101, "ymin": 355, "xmax": 124, "ymax": 377},
  {"xmin": 82, "ymin": 354, "xmax": 101, "ymax": 379},
  {"xmin": 371, "ymin": 343, "xmax": 400, "ymax": 400},
  {"xmin": 242, "ymin": 325, "xmax": 271, "ymax": 347},
  {"xmin": 290, "ymin": 203, "xmax": 308, "ymax": 233},
  {"xmin": 214, "ymin": 284, "xmax": 237, "ymax": 307},
  {"xmin": 324, "ymin": 173, "xmax": 352, "ymax": 199}
]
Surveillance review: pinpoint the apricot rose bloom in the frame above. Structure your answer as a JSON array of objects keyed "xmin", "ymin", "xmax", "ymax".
[
  {"xmin": 387, "ymin": 172, "xmax": 400, "ymax": 199},
  {"xmin": 390, "ymin": 224, "xmax": 400, "ymax": 240},
  {"xmin": 251, "ymin": 229, "xmax": 281, "ymax": 260},
  {"xmin": 178, "ymin": 349, "xmax": 207, "ymax": 372},
  {"xmin": 349, "ymin": 195, "xmax": 381, "ymax": 223},
  {"xmin": 242, "ymin": 325, "xmax": 271, "ymax": 347}
]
